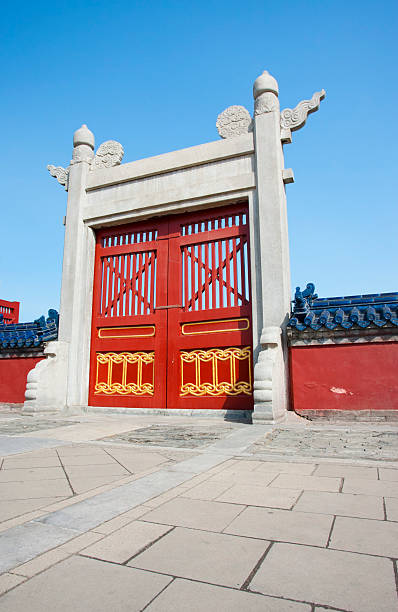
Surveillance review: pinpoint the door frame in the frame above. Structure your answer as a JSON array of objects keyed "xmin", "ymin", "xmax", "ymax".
[{"xmin": 80, "ymin": 193, "xmax": 261, "ymax": 411}]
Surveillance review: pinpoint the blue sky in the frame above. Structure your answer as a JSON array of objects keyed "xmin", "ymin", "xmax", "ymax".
[{"xmin": 1, "ymin": 0, "xmax": 397, "ymax": 321}]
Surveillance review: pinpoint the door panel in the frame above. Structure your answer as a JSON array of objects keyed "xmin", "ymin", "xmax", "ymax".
[
  {"xmin": 89, "ymin": 203, "xmax": 253, "ymax": 410},
  {"xmin": 89, "ymin": 219, "xmax": 168, "ymax": 408},
  {"xmin": 167, "ymin": 204, "xmax": 253, "ymax": 410}
]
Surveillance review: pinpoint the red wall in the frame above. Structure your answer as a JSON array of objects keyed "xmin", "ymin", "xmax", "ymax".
[
  {"xmin": 290, "ymin": 342, "xmax": 398, "ymax": 411},
  {"xmin": 0, "ymin": 357, "xmax": 44, "ymax": 404}
]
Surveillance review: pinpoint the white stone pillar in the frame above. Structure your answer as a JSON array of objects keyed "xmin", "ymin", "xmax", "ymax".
[
  {"xmin": 251, "ymin": 71, "xmax": 291, "ymax": 423},
  {"xmin": 59, "ymin": 125, "xmax": 95, "ymax": 411},
  {"xmin": 23, "ymin": 125, "xmax": 95, "ymax": 413}
]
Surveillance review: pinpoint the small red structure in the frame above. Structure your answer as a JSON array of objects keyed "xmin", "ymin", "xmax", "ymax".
[
  {"xmin": 0, "ymin": 307, "xmax": 59, "ymax": 405},
  {"xmin": 0, "ymin": 299, "xmax": 19, "ymax": 324}
]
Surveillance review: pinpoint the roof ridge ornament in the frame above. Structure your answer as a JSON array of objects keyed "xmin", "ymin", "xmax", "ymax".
[
  {"xmin": 92, "ymin": 140, "xmax": 124, "ymax": 170},
  {"xmin": 216, "ymin": 105, "xmax": 253, "ymax": 139},
  {"xmin": 280, "ymin": 90, "xmax": 326, "ymax": 143}
]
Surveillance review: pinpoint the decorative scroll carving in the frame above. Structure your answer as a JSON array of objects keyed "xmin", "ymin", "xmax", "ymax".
[
  {"xmin": 93, "ymin": 140, "xmax": 124, "ymax": 169},
  {"xmin": 280, "ymin": 90, "xmax": 325, "ymax": 142},
  {"xmin": 216, "ymin": 106, "xmax": 253, "ymax": 139},
  {"xmin": 47, "ymin": 165, "xmax": 69, "ymax": 190},
  {"xmin": 254, "ymin": 92, "xmax": 279, "ymax": 116},
  {"xmin": 180, "ymin": 347, "xmax": 252, "ymax": 396}
]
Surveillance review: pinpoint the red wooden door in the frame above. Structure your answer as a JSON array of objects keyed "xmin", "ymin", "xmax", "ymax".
[
  {"xmin": 89, "ymin": 203, "xmax": 253, "ymax": 410},
  {"xmin": 89, "ymin": 219, "xmax": 168, "ymax": 408},
  {"xmin": 167, "ymin": 204, "xmax": 253, "ymax": 410}
]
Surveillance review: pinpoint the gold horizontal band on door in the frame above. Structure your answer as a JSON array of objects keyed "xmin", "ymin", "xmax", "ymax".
[
  {"xmin": 181, "ymin": 318, "xmax": 250, "ymax": 336},
  {"xmin": 98, "ymin": 325, "xmax": 155, "ymax": 339}
]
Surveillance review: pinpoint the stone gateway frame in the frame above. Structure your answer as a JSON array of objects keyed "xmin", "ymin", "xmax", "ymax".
[{"xmin": 24, "ymin": 70, "xmax": 325, "ymax": 423}]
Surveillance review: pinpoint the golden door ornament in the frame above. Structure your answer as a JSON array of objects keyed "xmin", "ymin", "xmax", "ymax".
[
  {"xmin": 180, "ymin": 347, "xmax": 252, "ymax": 396},
  {"xmin": 95, "ymin": 351, "xmax": 154, "ymax": 396}
]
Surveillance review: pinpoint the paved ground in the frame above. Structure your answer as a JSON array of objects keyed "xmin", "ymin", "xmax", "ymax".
[{"xmin": 0, "ymin": 407, "xmax": 397, "ymax": 611}]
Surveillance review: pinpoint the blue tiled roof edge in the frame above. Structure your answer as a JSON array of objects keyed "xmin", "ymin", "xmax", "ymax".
[
  {"xmin": 0, "ymin": 309, "xmax": 59, "ymax": 351},
  {"xmin": 288, "ymin": 284, "xmax": 398, "ymax": 333}
]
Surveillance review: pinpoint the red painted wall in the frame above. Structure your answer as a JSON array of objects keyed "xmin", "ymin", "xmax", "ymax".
[
  {"xmin": 290, "ymin": 342, "xmax": 398, "ymax": 411},
  {"xmin": 0, "ymin": 357, "xmax": 44, "ymax": 404}
]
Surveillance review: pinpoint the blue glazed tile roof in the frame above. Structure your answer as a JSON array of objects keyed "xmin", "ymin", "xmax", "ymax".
[
  {"xmin": 0, "ymin": 309, "xmax": 59, "ymax": 351},
  {"xmin": 288, "ymin": 284, "xmax": 398, "ymax": 332}
]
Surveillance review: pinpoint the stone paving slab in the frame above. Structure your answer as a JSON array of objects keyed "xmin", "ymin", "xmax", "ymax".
[
  {"xmin": 0, "ymin": 467, "xmax": 65, "ymax": 482},
  {"xmin": 270, "ymin": 473, "xmax": 341, "ymax": 492},
  {"xmin": 254, "ymin": 461, "xmax": 316, "ymax": 475},
  {"xmin": 385, "ymin": 497, "xmax": 398, "ymax": 521},
  {"xmin": 215, "ymin": 483, "xmax": 301, "ymax": 509},
  {"xmin": 180, "ymin": 479, "xmax": 233, "ymax": 501},
  {"xmin": 145, "ymin": 578, "xmax": 311, "ymax": 611},
  {"xmin": 225, "ymin": 506, "xmax": 333, "ymax": 546},
  {"xmin": 80, "ymin": 520, "xmax": 172, "ymax": 563},
  {"xmin": 249, "ymin": 542, "xmax": 398, "ymax": 612},
  {"xmin": 329, "ymin": 515, "xmax": 398, "ymax": 557},
  {"xmin": 129, "ymin": 526, "xmax": 268, "ymax": 588},
  {"xmin": 313, "ymin": 463, "xmax": 378, "ymax": 479},
  {"xmin": 0, "ymin": 498, "xmax": 68, "ymax": 523},
  {"xmin": 0, "ymin": 479, "xmax": 73, "ymax": 500},
  {"xmin": 2, "ymin": 454, "xmax": 61, "ymax": 469},
  {"xmin": 141, "ymin": 497, "xmax": 245, "ymax": 532},
  {"xmin": 293, "ymin": 490, "xmax": 384, "ymax": 519},
  {"xmin": 0, "ymin": 555, "xmax": 172, "ymax": 612},
  {"xmin": 343, "ymin": 477, "xmax": 398, "ymax": 497},
  {"xmin": 379, "ymin": 467, "xmax": 398, "ymax": 481}
]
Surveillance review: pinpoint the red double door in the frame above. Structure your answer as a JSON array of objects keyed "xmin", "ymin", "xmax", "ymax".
[{"xmin": 89, "ymin": 203, "xmax": 253, "ymax": 410}]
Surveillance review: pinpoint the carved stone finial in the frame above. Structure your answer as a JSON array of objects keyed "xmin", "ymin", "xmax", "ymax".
[
  {"xmin": 72, "ymin": 124, "xmax": 95, "ymax": 164},
  {"xmin": 253, "ymin": 70, "xmax": 279, "ymax": 99},
  {"xmin": 47, "ymin": 165, "xmax": 69, "ymax": 190},
  {"xmin": 93, "ymin": 140, "xmax": 124, "ymax": 169},
  {"xmin": 280, "ymin": 90, "xmax": 326, "ymax": 143},
  {"xmin": 253, "ymin": 70, "xmax": 280, "ymax": 116},
  {"xmin": 73, "ymin": 124, "xmax": 95, "ymax": 150},
  {"xmin": 216, "ymin": 106, "xmax": 253, "ymax": 139}
]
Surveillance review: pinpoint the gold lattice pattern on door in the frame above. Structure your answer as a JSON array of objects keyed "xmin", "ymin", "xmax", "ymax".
[
  {"xmin": 95, "ymin": 351, "xmax": 154, "ymax": 395},
  {"xmin": 180, "ymin": 347, "xmax": 252, "ymax": 396}
]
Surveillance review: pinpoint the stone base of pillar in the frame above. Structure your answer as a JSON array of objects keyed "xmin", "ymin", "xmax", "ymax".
[
  {"xmin": 22, "ymin": 341, "xmax": 68, "ymax": 414},
  {"xmin": 252, "ymin": 402, "xmax": 287, "ymax": 424}
]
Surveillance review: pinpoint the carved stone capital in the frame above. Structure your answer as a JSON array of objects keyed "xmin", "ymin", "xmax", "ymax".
[
  {"xmin": 47, "ymin": 165, "xmax": 69, "ymax": 190},
  {"xmin": 254, "ymin": 92, "xmax": 280, "ymax": 116},
  {"xmin": 71, "ymin": 144, "xmax": 94, "ymax": 164},
  {"xmin": 280, "ymin": 89, "xmax": 325, "ymax": 143},
  {"xmin": 93, "ymin": 140, "xmax": 124, "ymax": 170},
  {"xmin": 216, "ymin": 105, "xmax": 253, "ymax": 139}
]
